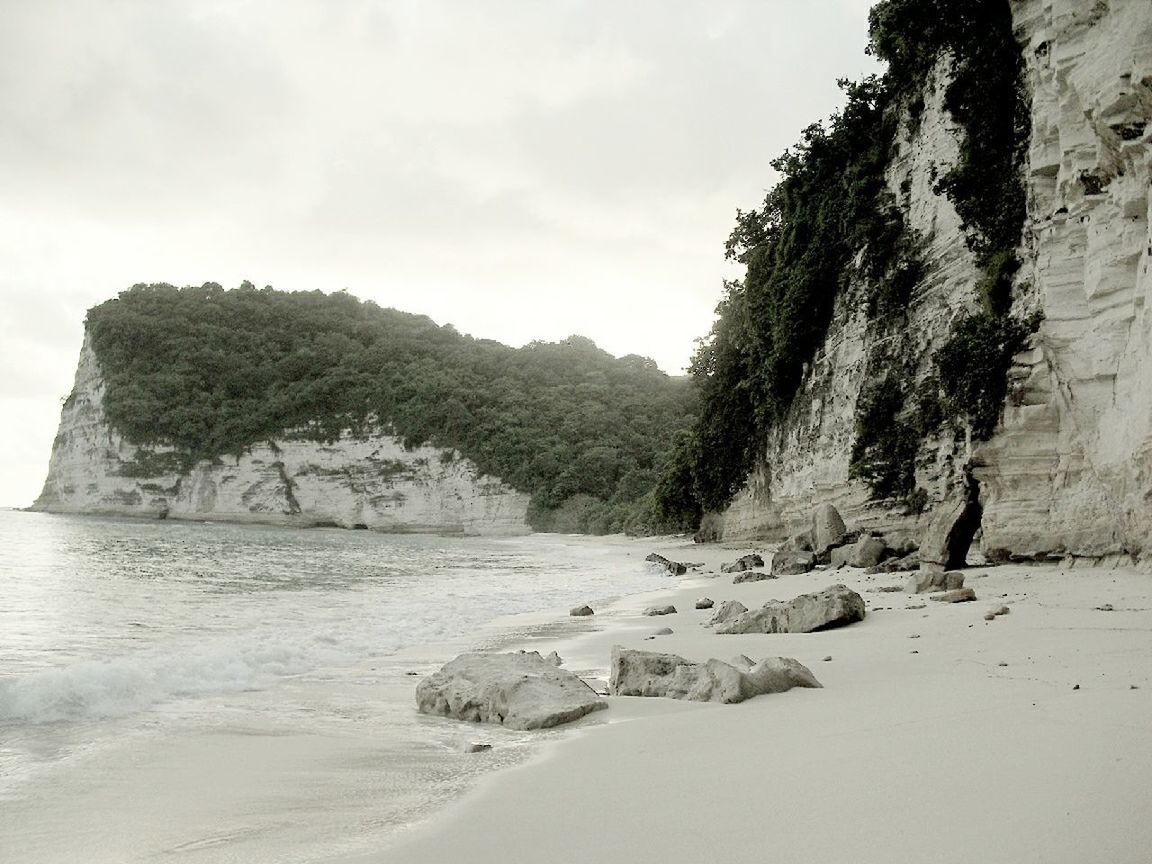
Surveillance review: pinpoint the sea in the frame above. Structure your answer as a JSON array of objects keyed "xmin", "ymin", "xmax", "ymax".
[{"xmin": 0, "ymin": 510, "xmax": 670, "ymax": 863}]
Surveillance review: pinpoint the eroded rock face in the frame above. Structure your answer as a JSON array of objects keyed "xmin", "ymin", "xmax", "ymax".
[
  {"xmin": 415, "ymin": 651, "xmax": 605, "ymax": 730},
  {"xmin": 715, "ymin": 585, "xmax": 866, "ymax": 635},
  {"xmin": 608, "ymin": 647, "xmax": 821, "ymax": 703},
  {"xmin": 34, "ymin": 338, "xmax": 531, "ymax": 535},
  {"xmin": 709, "ymin": 4, "xmax": 1152, "ymax": 566}
]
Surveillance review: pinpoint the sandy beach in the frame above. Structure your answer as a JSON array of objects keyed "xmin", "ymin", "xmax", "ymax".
[{"xmin": 353, "ymin": 537, "xmax": 1152, "ymax": 864}]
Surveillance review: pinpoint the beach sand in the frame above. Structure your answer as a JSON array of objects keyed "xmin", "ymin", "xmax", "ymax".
[{"xmin": 349, "ymin": 538, "xmax": 1152, "ymax": 864}]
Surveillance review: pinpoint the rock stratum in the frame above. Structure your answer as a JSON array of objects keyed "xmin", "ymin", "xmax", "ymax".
[
  {"xmin": 33, "ymin": 337, "xmax": 531, "ymax": 534},
  {"xmin": 716, "ymin": 0, "xmax": 1152, "ymax": 566}
]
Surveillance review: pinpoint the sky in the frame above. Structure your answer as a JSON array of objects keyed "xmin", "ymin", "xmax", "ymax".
[{"xmin": 0, "ymin": 0, "xmax": 880, "ymax": 507}]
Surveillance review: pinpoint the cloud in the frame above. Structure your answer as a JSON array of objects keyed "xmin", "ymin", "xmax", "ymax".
[{"xmin": 0, "ymin": 0, "xmax": 880, "ymax": 505}]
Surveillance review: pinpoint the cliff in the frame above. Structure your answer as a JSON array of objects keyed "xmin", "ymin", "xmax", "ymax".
[
  {"xmin": 715, "ymin": 0, "xmax": 1152, "ymax": 564},
  {"xmin": 34, "ymin": 337, "xmax": 532, "ymax": 534}
]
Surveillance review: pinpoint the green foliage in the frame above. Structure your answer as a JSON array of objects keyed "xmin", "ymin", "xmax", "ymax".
[
  {"xmin": 87, "ymin": 282, "xmax": 697, "ymax": 534},
  {"xmin": 658, "ymin": 0, "xmax": 1033, "ymax": 517},
  {"xmin": 929, "ymin": 312, "xmax": 1041, "ymax": 440},
  {"xmin": 848, "ymin": 374, "xmax": 919, "ymax": 501}
]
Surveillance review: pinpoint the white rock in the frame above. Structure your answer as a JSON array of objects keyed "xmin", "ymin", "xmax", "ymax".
[
  {"xmin": 416, "ymin": 651, "xmax": 606, "ymax": 730},
  {"xmin": 608, "ymin": 647, "xmax": 821, "ymax": 704},
  {"xmin": 715, "ymin": 584, "xmax": 866, "ymax": 635}
]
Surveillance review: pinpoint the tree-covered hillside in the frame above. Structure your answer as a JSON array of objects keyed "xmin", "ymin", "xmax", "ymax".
[
  {"xmin": 656, "ymin": 0, "xmax": 1034, "ymax": 527},
  {"xmin": 86, "ymin": 282, "xmax": 697, "ymax": 534}
]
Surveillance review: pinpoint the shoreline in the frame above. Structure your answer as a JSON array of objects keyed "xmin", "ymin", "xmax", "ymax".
[{"xmin": 351, "ymin": 540, "xmax": 1152, "ymax": 864}]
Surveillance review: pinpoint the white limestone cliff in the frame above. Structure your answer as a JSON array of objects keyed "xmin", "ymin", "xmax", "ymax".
[
  {"xmin": 33, "ymin": 336, "xmax": 532, "ymax": 535},
  {"xmin": 719, "ymin": 0, "xmax": 1152, "ymax": 565}
]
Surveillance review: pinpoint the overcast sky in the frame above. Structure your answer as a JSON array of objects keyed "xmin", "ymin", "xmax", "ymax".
[{"xmin": 0, "ymin": 0, "xmax": 879, "ymax": 507}]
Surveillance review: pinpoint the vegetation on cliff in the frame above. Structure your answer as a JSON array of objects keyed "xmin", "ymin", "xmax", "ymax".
[
  {"xmin": 656, "ymin": 0, "xmax": 1033, "ymax": 524},
  {"xmin": 86, "ymin": 283, "xmax": 696, "ymax": 534}
]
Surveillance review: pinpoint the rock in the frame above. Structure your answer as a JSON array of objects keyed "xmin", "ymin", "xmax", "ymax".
[
  {"xmin": 771, "ymin": 549, "xmax": 816, "ymax": 576},
  {"xmin": 905, "ymin": 570, "xmax": 966, "ymax": 594},
  {"xmin": 645, "ymin": 553, "xmax": 687, "ymax": 576},
  {"xmin": 829, "ymin": 536, "xmax": 888, "ymax": 569},
  {"xmin": 416, "ymin": 651, "xmax": 606, "ymax": 730},
  {"xmin": 988, "ymin": 605, "xmax": 1010, "ymax": 617},
  {"xmin": 608, "ymin": 647, "xmax": 821, "ymax": 704},
  {"xmin": 865, "ymin": 552, "xmax": 920, "ymax": 574},
  {"xmin": 643, "ymin": 605, "xmax": 677, "ymax": 616},
  {"xmin": 653, "ymin": 627, "xmax": 673, "ymax": 636},
  {"xmin": 694, "ymin": 597, "xmax": 714, "ymax": 610},
  {"xmin": 984, "ymin": 612, "xmax": 997, "ymax": 621},
  {"xmin": 822, "ymin": 655, "xmax": 832, "ymax": 662},
  {"xmin": 919, "ymin": 477, "xmax": 982, "ymax": 572},
  {"xmin": 715, "ymin": 584, "xmax": 866, "ymax": 635},
  {"xmin": 930, "ymin": 588, "xmax": 977, "ymax": 603},
  {"xmin": 780, "ymin": 531, "xmax": 814, "ymax": 553},
  {"xmin": 720, "ymin": 553, "xmax": 764, "ymax": 574},
  {"xmin": 707, "ymin": 600, "xmax": 748, "ymax": 627},
  {"xmin": 463, "ymin": 742, "xmax": 492, "ymax": 753},
  {"xmin": 543, "ymin": 651, "xmax": 563, "ymax": 667},
  {"xmin": 1095, "ymin": 603, "xmax": 1115, "ymax": 612},
  {"xmin": 569, "ymin": 605, "xmax": 594, "ymax": 617},
  {"xmin": 733, "ymin": 570, "xmax": 777, "ymax": 584},
  {"xmin": 811, "ymin": 503, "xmax": 848, "ymax": 555},
  {"xmin": 998, "ymin": 662, "xmax": 1008, "ymax": 667},
  {"xmin": 1073, "ymin": 684, "xmax": 1080, "ymax": 691},
  {"xmin": 874, "ymin": 585, "xmax": 904, "ymax": 593}
]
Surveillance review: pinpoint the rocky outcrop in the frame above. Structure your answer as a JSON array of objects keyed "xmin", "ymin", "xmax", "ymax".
[
  {"xmin": 608, "ymin": 647, "xmax": 821, "ymax": 704},
  {"xmin": 715, "ymin": 585, "xmax": 866, "ymax": 635},
  {"xmin": 33, "ymin": 336, "xmax": 531, "ymax": 534},
  {"xmin": 415, "ymin": 651, "xmax": 605, "ymax": 730},
  {"xmin": 713, "ymin": 0, "xmax": 1152, "ymax": 566}
]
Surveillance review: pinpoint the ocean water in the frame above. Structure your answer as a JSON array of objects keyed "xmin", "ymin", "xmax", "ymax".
[{"xmin": 0, "ymin": 511, "xmax": 669, "ymax": 863}]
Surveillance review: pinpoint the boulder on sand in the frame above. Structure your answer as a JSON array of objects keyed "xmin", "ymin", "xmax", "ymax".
[
  {"xmin": 930, "ymin": 588, "xmax": 977, "ymax": 603},
  {"xmin": 695, "ymin": 597, "xmax": 714, "ymax": 610},
  {"xmin": 771, "ymin": 549, "xmax": 816, "ymax": 576},
  {"xmin": 720, "ymin": 554, "xmax": 765, "ymax": 574},
  {"xmin": 811, "ymin": 503, "xmax": 848, "ymax": 555},
  {"xmin": 829, "ymin": 536, "xmax": 888, "ymax": 569},
  {"xmin": 905, "ymin": 571, "xmax": 965, "ymax": 594},
  {"xmin": 707, "ymin": 600, "xmax": 748, "ymax": 626},
  {"xmin": 780, "ymin": 531, "xmax": 814, "ymax": 553},
  {"xmin": 416, "ymin": 651, "xmax": 606, "ymax": 730},
  {"xmin": 569, "ymin": 605, "xmax": 595, "ymax": 616},
  {"xmin": 734, "ymin": 570, "xmax": 777, "ymax": 584},
  {"xmin": 919, "ymin": 475, "xmax": 982, "ymax": 572},
  {"xmin": 608, "ymin": 646, "xmax": 822, "ymax": 704},
  {"xmin": 644, "ymin": 605, "xmax": 677, "ymax": 616},
  {"xmin": 715, "ymin": 584, "xmax": 866, "ymax": 635},
  {"xmin": 645, "ymin": 553, "xmax": 687, "ymax": 576}
]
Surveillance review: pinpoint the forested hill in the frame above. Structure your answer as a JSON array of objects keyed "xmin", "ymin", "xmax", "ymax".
[{"xmin": 85, "ymin": 282, "xmax": 697, "ymax": 534}]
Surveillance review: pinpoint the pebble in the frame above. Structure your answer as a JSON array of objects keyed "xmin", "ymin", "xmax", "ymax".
[
  {"xmin": 998, "ymin": 662, "xmax": 1008, "ymax": 667},
  {"xmin": 1073, "ymin": 684, "xmax": 1081, "ymax": 690},
  {"xmin": 822, "ymin": 655, "xmax": 832, "ymax": 662},
  {"xmin": 1095, "ymin": 603, "xmax": 1115, "ymax": 612},
  {"xmin": 463, "ymin": 743, "xmax": 492, "ymax": 754},
  {"xmin": 910, "ymin": 650, "xmax": 919, "ymax": 654},
  {"xmin": 909, "ymin": 633, "xmax": 921, "ymax": 639}
]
